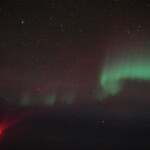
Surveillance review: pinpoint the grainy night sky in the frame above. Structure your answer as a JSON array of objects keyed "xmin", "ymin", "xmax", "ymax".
[{"xmin": 1, "ymin": 0, "xmax": 150, "ymax": 149}]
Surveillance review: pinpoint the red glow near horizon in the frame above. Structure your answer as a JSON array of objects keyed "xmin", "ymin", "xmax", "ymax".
[
  {"xmin": 0, "ymin": 128, "xmax": 3, "ymax": 135},
  {"xmin": 0, "ymin": 108, "xmax": 41, "ymax": 136}
]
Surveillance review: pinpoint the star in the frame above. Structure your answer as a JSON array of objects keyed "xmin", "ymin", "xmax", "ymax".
[
  {"xmin": 36, "ymin": 88, "xmax": 40, "ymax": 92},
  {"xmin": 105, "ymin": 56, "xmax": 109, "ymax": 60},
  {"xmin": 21, "ymin": 20, "xmax": 25, "ymax": 24},
  {"xmin": 60, "ymin": 24, "xmax": 63, "ymax": 27}
]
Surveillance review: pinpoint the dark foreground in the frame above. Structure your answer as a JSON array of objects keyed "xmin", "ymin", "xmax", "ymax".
[{"xmin": 0, "ymin": 104, "xmax": 150, "ymax": 150}]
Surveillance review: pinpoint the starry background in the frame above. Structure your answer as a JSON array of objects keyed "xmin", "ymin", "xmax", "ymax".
[{"xmin": 1, "ymin": 0, "xmax": 150, "ymax": 149}]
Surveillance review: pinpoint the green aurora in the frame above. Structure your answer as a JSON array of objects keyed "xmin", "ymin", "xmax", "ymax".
[{"xmin": 100, "ymin": 50, "xmax": 150, "ymax": 98}]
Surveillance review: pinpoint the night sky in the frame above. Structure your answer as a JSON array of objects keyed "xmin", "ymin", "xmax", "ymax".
[{"xmin": 1, "ymin": 0, "xmax": 150, "ymax": 149}]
